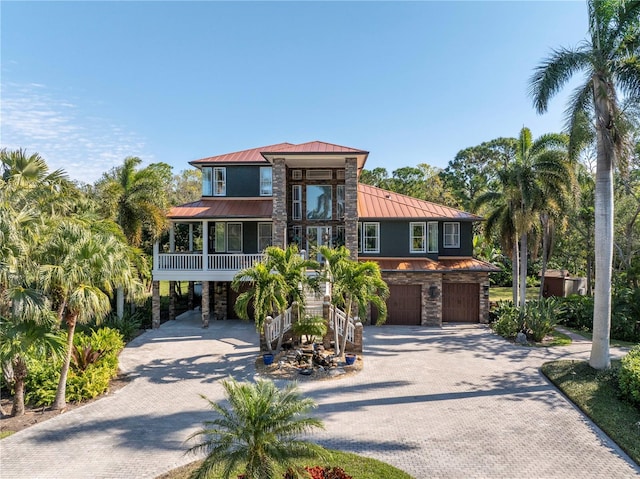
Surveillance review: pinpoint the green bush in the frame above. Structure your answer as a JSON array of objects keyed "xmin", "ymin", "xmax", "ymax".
[
  {"xmin": 523, "ymin": 298, "xmax": 563, "ymax": 342},
  {"xmin": 101, "ymin": 312, "xmax": 144, "ymax": 342},
  {"xmin": 619, "ymin": 345, "xmax": 640, "ymax": 408},
  {"xmin": 490, "ymin": 301, "xmax": 524, "ymax": 339},
  {"xmin": 612, "ymin": 288, "xmax": 640, "ymax": 343},
  {"xmin": 292, "ymin": 316, "xmax": 328, "ymax": 343},
  {"xmin": 556, "ymin": 295, "xmax": 593, "ymax": 330},
  {"xmin": 24, "ymin": 356, "xmax": 60, "ymax": 407}
]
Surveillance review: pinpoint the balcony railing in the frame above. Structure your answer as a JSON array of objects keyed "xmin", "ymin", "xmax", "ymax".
[{"xmin": 156, "ymin": 253, "xmax": 264, "ymax": 271}]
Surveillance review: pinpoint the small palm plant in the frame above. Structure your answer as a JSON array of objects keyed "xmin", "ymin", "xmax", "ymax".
[{"xmin": 187, "ymin": 379, "xmax": 327, "ymax": 479}]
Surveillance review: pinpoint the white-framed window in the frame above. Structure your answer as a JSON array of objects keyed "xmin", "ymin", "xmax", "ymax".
[
  {"xmin": 410, "ymin": 222, "xmax": 426, "ymax": 253},
  {"xmin": 214, "ymin": 222, "xmax": 226, "ymax": 252},
  {"xmin": 427, "ymin": 221, "xmax": 438, "ymax": 253},
  {"xmin": 202, "ymin": 167, "xmax": 213, "ymax": 196},
  {"xmin": 292, "ymin": 185, "xmax": 302, "ymax": 220},
  {"xmin": 227, "ymin": 223, "xmax": 242, "ymax": 252},
  {"xmin": 258, "ymin": 223, "xmax": 272, "ymax": 251},
  {"xmin": 213, "ymin": 167, "xmax": 226, "ymax": 196},
  {"xmin": 443, "ymin": 222, "xmax": 460, "ymax": 248},
  {"xmin": 336, "ymin": 185, "xmax": 345, "ymax": 219},
  {"xmin": 362, "ymin": 222, "xmax": 380, "ymax": 253},
  {"xmin": 259, "ymin": 167, "xmax": 272, "ymax": 196}
]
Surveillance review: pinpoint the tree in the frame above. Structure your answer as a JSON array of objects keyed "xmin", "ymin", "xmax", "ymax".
[
  {"xmin": 232, "ymin": 262, "xmax": 287, "ymax": 353},
  {"xmin": 358, "ymin": 167, "xmax": 389, "ymax": 189},
  {"xmin": 530, "ymin": 0, "xmax": 640, "ymax": 369},
  {"xmin": 170, "ymin": 168, "xmax": 202, "ymax": 206},
  {"xmin": 318, "ymin": 246, "xmax": 389, "ymax": 357},
  {"xmin": 187, "ymin": 379, "xmax": 325, "ymax": 479}
]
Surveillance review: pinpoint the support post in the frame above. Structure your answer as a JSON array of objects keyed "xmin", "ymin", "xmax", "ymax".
[
  {"xmin": 116, "ymin": 287, "xmax": 124, "ymax": 319},
  {"xmin": 188, "ymin": 281, "xmax": 194, "ymax": 310},
  {"xmin": 152, "ymin": 281, "xmax": 161, "ymax": 328},
  {"xmin": 169, "ymin": 281, "xmax": 176, "ymax": 320},
  {"xmin": 202, "ymin": 281, "xmax": 210, "ymax": 328}
]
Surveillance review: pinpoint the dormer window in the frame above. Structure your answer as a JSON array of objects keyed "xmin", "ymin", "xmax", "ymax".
[{"xmin": 201, "ymin": 167, "xmax": 226, "ymax": 196}]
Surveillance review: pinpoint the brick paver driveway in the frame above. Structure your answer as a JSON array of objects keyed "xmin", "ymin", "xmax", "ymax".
[{"xmin": 1, "ymin": 313, "xmax": 638, "ymax": 478}]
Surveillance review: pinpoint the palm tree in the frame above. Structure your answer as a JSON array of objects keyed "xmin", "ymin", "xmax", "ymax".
[
  {"xmin": 40, "ymin": 222, "xmax": 141, "ymax": 409},
  {"xmin": 319, "ymin": 246, "xmax": 389, "ymax": 357},
  {"xmin": 232, "ymin": 262, "xmax": 287, "ymax": 353},
  {"xmin": 187, "ymin": 379, "xmax": 326, "ymax": 479},
  {"xmin": 530, "ymin": 0, "xmax": 640, "ymax": 369}
]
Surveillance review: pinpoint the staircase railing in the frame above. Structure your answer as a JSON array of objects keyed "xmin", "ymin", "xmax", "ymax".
[
  {"xmin": 330, "ymin": 305, "xmax": 356, "ymax": 344},
  {"xmin": 264, "ymin": 307, "xmax": 293, "ymax": 346}
]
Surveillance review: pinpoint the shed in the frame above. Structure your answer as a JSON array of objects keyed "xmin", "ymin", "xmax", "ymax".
[{"xmin": 542, "ymin": 270, "xmax": 587, "ymax": 298}]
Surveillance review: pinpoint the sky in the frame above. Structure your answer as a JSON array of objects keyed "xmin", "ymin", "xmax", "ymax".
[{"xmin": 1, "ymin": 1, "xmax": 588, "ymax": 184}]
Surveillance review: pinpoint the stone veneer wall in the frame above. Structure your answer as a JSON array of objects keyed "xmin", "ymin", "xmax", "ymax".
[
  {"xmin": 272, "ymin": 158, "xmax": 287, "ymax": 248},
  {"xmin": 381, "ymin": 272, "xmax": 443, "ymax": 327},
  {"xmin": 344, "ymin": 158, "xmax": 358, "ymax": 259},
  {"xmin": 442, "ymin": 272, "xmax": 491, "ymax": 323},
  {"xmin": 213, "ymin": 281, "xmax": 228, "ymax": 320}
]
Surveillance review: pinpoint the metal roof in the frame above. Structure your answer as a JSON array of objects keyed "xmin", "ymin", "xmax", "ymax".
[
  {"xmin": 190, "ymin": 143, "xmax": 293, "ymax": 165},
  {"xmin": 167, "ymin": 199, "xmax": 273, "ymax": 219},
  {"xmin": 360, "ymin": 257, "xmax": 500, "ymax": 272},
  {"xmin": 261, "ymin": 141, "xmax": 368, "ymax": 155},
  {"xmin": 357, "ymin": 183, "xmax": 482, "ymax": 220}
]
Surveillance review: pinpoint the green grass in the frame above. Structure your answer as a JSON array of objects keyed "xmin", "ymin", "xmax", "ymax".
[
  {"xmin": 544, "ymin": 330, "xmax": 572, "ymax": 347},
  {"xmin": 565, "ymin": 328, "xmax": 638, "ymax": 348},
  {"xmin": 489, "ymin": 286, "xmax": 538, "ymax": 302},
  {"xmin": 156, "ymin": 449, "xmax": 414, "ymax": 479},
  {"xmin": 0, "ymin": 430, "xmax": 15, "ymax": 440},
  {"xmin": 542, "ymin": 360, "xmax": 640, "ymax": 465},
  {"xmin": 159, "ymin": 281, "xmax": 191, "ymax": 296}
]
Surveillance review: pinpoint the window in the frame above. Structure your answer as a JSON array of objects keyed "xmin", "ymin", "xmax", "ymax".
[
  {"xmin": 336, "ymin": 185, "xmax": 345, "ymax": 219},
  {"xmin": 443, "ymin": 222, "xmax": 460, "ymax": 248},
  {"xmin": 427, "ymin": 222, "xmax": 438, "ymax": 253},
  {"xmin": 292, "ymin": 185, "xmax": 302, "ymax": 220},
  {"xmin": 362, "ymin": 222, "xmax": 380, "ymax": 253},
  {"xmin": 213, "ymin": 167, "xmax": 226, "ymax": 196},
  {"xmin": 258, "ymin": 223, "xmax": 272, "ymax": 251},
  {"xmin": 410, "ymin": 222, "xmax": 426, "ymax": 253},
  {"xmin": 260, "ymin": 167, "xmax": 272, "ymax": 196},
  {"xmin": 335, "ymin": 226, "xmax": 345, "ymax": 248},
  {"xmin": 227, "ymin": 223, "xmax": 242, "ymax": 252},
  {"xmin": 214, "ymin": 222, "xmax": 226, "ymax": 252},
  {"xmin": 306, "ymin": 185, "xmax": 332, "ymax": 220},
  {"xmin": 202, "ymin": 167, "xmax": 213, "ymax": 196}
]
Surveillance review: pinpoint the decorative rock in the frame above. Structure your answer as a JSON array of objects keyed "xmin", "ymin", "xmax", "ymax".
[
  {"xmin": 516, "ymin": 332, "xmax": 528, "ymax": 344},
  {"xmin": 328, "ymin": 368, "xmax": 346, "ymax": 377}
]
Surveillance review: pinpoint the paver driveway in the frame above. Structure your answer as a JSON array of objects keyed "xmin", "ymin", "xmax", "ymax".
[{"xmin": 1, "ymin": 313, "xmax": 639, "ymax": 479}]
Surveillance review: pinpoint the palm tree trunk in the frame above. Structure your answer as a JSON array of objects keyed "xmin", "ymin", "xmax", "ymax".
[
  {"xmin": 332, "ymin": 306, "xmax": 341, "ymax": 357},
  {"xmin": 519, "ymin": 233, "xmax": 528, "ymax": 308},
  {"xmin": 512, "ymin": 240, "xmax": 519, "ymax": 305},
  {"xmin": 11, "ymin": 357, "xmax": 27, "ymax": 417},
  {"xmin": 589, "ymin": 78, "xmax": 615, "ymax": 370},
  {"xmin": 53, "ymin": 315, "xmax": 77, "ymax": 410},
  {"xmin": 340, "ymin": 298, "xmax": 353, "ymax": 358}
]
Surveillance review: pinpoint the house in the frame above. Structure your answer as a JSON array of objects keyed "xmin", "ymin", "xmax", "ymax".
[{"xmin": 151, "ymin": 141, "xmax": 498, "ymax": 328}]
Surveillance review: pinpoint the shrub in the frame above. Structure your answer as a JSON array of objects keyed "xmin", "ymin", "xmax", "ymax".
[
  {"xmin": 490, "ymin": 301, "xmax": 524, "ymax": 339},
  {"xmin": 292, "ymin": 316, "xmax": 328, "ymax": 344},
  {"xmin": 523, "ymin": 298, "xmax": 563, "ymax": 342},
  {"xmin": 101, "ymin": 311, "xmax": 144, "ymax": 342},
  {"xmin": 619, "ymin": 345, "xmax": 640, "ymax": 408},
  {"xmin": 24, "ymin": 357, "xmax": 60, "ymax": 407},
  {"xmin": 556, "ymin": 295, "xmax": 593, "ymax": 330}
]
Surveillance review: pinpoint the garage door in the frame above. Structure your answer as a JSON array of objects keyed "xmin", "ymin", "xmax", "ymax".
[
  {"xmin": 442, "ymin": 283, "xmax": 479, "ymax": 322},
  {"xmin": 376, "ymin": 284, "xmax": 422, "ymax": 325}
]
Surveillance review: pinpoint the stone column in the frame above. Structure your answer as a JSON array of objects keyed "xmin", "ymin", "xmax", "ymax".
[
  {"xmin": 202, "ymin": 281, "xmax": 210, "ymax": 328},
  {"xmin": 272, "ymin": 158, "xmax": 287, "ymax": 248},
  {"xmin": 169, "ymin": 281, "xmax": 176, "ymax": 320},
  {"xmin": 152, "ymin": 281, "xmax": 161, "ymax": 329},
  {"xmin": 188, "ymin": 281, "xmax": 194, "ymax": 310},
  {"xmin": 344, "ymin": 157, "xmax": 359, "ymax": 260}
]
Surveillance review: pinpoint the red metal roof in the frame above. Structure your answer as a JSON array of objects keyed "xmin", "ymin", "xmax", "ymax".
[
  {"xmin": 360, "ymin": 257, "xmax": 500, "ymax": 272},
  {"xmin": 167, "ymin": 199, "xmax": 273, "ymax": 219},
  {"xmin": 190, "ymin": 143, "xmax": 293, "ymax": 165},
  {"xmin": 357, "ymin": 184, "xmax": 481, "ymax": 220},
  {"xmin": 261, "ymin": 141, "xmax": 368, "ymax": 155}
]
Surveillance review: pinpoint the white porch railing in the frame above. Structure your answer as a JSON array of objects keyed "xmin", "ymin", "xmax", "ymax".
[
  {"xmin": 264, "ymin": 307, "xmax": 293, "ymax": 346},
  {"xmin": 155, "ymin": 253, "xmax": 264, "ymax": 271},
  {"xmin": 331, "ymin": 305, "xmax": 356, "ymax": 344}
]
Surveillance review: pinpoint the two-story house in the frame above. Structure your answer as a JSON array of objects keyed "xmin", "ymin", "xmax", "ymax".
[{"xmin": 151, "ymin": 141, "xmax": 498, "ymax": 328}]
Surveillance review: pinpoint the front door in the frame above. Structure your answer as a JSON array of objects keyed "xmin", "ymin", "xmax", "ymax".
[{"xmin": 306, "ymin": 226, "xmax": 332, "ymax": 262}]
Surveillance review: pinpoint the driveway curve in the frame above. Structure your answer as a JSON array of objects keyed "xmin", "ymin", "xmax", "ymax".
[{"xmin": 1, "ymin": 312, "xmax": 638, "ymax": 479}]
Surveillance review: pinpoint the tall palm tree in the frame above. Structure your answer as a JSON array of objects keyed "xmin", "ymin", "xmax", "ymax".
[
  {"xmin": 530, "ymin": 0, "xmax": 640, "ymax": 369},
  {"xmin": 232, "ymin": 262, "xmax": 287, "ymax": 353},
  {"xmin": 187, "ymin": 379, "xmax": 326, "ymax": 479},
  {"xmin": 319, "ymin": 246, "xmax": 388, "ymax": 357}
]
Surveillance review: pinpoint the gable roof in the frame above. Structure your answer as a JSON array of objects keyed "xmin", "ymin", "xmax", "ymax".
[
  {"xmin": 357, "ymin": 183, "xmax": 481, "ymax": 220},
  {"xmin": 167, "ymin": 198, "xmax": 272, "ymax": 219},
  {"xmin": 261, "ymin": 141, "xmax": 368, "ymax": 155},
  {"xmin": 190, "ymin": 143, "xmax": 293, "ymax": 165}
]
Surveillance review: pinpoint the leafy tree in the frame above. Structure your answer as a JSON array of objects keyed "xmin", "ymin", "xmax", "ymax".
[
  {"xmin": 318, "ymin": 246, "xmax": 388, "ymax": 357},
  {"xmin": 187, "ymin": 379, "xmax": 325, "ymax": 479},
  {"xmin": 530, "ymin": 0, "xmax": 640, "ymax": 369},
  {"xmin": 170, "ymin": 168, "xmax": 202, "ymax": 206},
  {"xmin": 358, "ymin": 167, "xmax": 389, "ymax": 189}
]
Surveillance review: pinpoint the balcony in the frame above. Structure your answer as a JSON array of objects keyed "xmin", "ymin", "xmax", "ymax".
[{"xmin": 152, "ymin": 252, "xmax": 265, "ymax": 281}]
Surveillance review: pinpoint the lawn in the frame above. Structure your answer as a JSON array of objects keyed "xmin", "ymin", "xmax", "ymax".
[
  {"xmin": 156, "ymin": 449, "xmax": 414, "ymax": 479},
  {"xmin": 542, "ymin": 360, "xmax": 640, "ymax": 465},
  {"xmin": 564, "ymin": 328, "xmax": 638, "ymax": 348},
  {"xmin": 489, "ymin": 286, "xmax": 538, "ymax": 302}
]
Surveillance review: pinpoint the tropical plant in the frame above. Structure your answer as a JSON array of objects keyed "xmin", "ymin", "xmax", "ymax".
[
  {"xmin": 619, "ymin": 345, "xmax": 640, "ymax": 407},
  {"xmin": 318, "ymin": 246, "xmax": 389, "ymax": 357},
  {"xmin": 292, "ymin": 316, "xmax": 328, "ymax": 344},
  {"xmin": 530, "ymin": 0, "xmax": 640, "ymax": 369},
  {"xmin": 187, "ymin": 379, "xmax": 326, "ymax": 479}
]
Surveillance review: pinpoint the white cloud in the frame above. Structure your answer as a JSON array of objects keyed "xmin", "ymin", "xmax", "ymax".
[{"xmin": 0, "ymin": 82, "xmax": 152, "ymax": 184}]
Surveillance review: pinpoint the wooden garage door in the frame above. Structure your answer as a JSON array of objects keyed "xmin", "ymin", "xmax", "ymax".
[
  {"xmin": 382, "ymin": 284, "xmax": 422, "ymax": 325},
  {"xmin": 442, "ymin": 283, "xmax": 479, "ymax": 323}
]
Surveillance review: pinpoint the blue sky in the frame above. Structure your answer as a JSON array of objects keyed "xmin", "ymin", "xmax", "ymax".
[{"xmin": 1, "ymin": 1, "xmax": 587, "ymax": 184}]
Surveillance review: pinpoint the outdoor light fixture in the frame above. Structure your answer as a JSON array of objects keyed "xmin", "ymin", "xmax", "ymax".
[
  {"xmin": 429, "ymin": 285, "xmax": 439, "ymax": 299},
  {"xmin": 483, "ymin": 284, "xmax": 490, "ymax": 297}
]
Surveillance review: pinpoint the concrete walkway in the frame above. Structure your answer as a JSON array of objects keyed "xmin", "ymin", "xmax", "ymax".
[{"xmin": 1, "ymin": 313, "xmax": 638, "ymax": 478}]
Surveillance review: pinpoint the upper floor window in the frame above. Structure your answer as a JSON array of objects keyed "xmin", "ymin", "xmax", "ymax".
[
  {"xmin": 307, "ymin": 185, "xmax": 332, "ymax": 220},
  {"xmin": 336, "ymin": 185, "xmax": 345, "ymax": 219},
  {"xmin": 292, "ymin": 185, "xmax": 302, "ymax": 220},
  {"xmin": 427, "ymin": 221, "xmax": 438, "ymax": 253},
  {"xmin": 443, "ymin": 222, "xmax": 460, "ymax": 248},
  {"xmin": 360, "ymin": 222, "xmax": 380, "ymax": 253},
  {"xmin": 410, "ymin": 222, "xmax": 426, "ymax": 253},
  {"xmin": 202, "ymin": 167, "xmax": 213, "ymax": 196},
  {"xmin": 213, "ymin": 167, "xmax": 226, "ymax": 196},
  {"xmin": 260, "ymin": 167, "xmax": 272, "ymax": 196}
]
